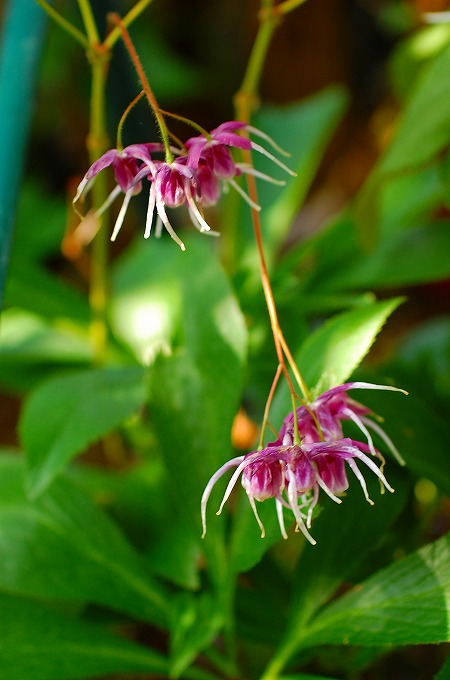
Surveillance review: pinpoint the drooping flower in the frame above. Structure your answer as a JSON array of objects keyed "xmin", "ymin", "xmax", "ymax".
[
  {"xmin": 280, "ymin": 382, "xmax": 406, "ymax": 464},
  {"xmin": 185, "ymin": 121, "xmax": 296, "ymax": 209},
  {"xmin": 73, "ymin": 143, "xmax": 161, "ymax": 241},
  {"xmin": 73, "ymin": 120, "xmax": 295, "ymax": 247},
  {"xmin": 201, "ymin": 382, "xmax": 406, "ymax": 544}
]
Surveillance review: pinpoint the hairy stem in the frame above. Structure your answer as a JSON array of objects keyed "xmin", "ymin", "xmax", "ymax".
[{"xmin": 108, "ymin": 13, "xmax": 173, "ymax": 163}]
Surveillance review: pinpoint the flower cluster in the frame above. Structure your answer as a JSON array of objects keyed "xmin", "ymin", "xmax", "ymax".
[
  {"xmin": 73, "ymin": 121, "xmax": 294, "ymax": 251},
  {"xmin": 201, "ymin": 382, "xmax": 406, "ymax": 545}
]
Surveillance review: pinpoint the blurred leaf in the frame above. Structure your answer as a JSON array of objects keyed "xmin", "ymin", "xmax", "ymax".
[
  {"xmin": 263, "ymin": 468, "xmax": 409, "ymax": 675},
  {"xmin": 148, "ymin": 237, "xmax": 247, "ymax": 516},
  {"xmin": 381, "ymin": 40, "xmax": 450, "ymax": 174},
  {"xmin": 0, "ymin": 592, "xmax": 168, "ymax": 680},
  {"xmin": 0, "ymin": 1, "xmax": 47, "ymax": 308},
  {"xmin": 0, "ymin": 454, "xmax": 168, "ymax": 627},
  {"xmin": 298, "ymin": 531, "xmax": 450, "ymax": 648},
  {"xmin": 169, "ymin": 592, "xmax": 223, "ymax": 678},
  {"xmin": 327, "ymin": 222, "xmax": 450, "ymax": 290},
  {"xmin": 256, "ymin": 87, "xmax": 348, "ymax": 252},
  {"xmin": 11, "ymin": 180, "xmax": 68, "ymax": 260},
  {"xmin": 4, "ymin": 259, "xmax": 90, "ymax": 322},
  {"xmin": 389, "ymin": 23, "xmax": 450, "ymax": 101},
  {"xmin": 0, "ymin": 308, "xmax": 91, "ymax": 362},
  {"xmin": 132, "ymin": 22, "xmax": 205, "ymax": 101},
  {"xmin": 71, "ymin": 460, "xmax": 202, "ymax": 590},
  {"xmin": 20, "ymin": 366, "xmax": 147, "ymax": 497},
  {"xmin": 147, "ymin": 238, "xmax": 246, "ymax": 581},
  {"xmin": 269, "ymin": 298, "xmax": 403, "ymax": 437}
]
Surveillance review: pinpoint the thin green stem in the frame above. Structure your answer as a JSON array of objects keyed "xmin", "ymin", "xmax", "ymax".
[
  {"xmin": 35, "ymin": 0, "xmax": 88, "ymax": 48},
  {"xmin": 116, "ymin": 90, "xmax": 145, "ymax": 149},
  {"xmin": 87, "ymin": 48, "xmax": 111, "ymax": 365},
  {"xmin": 109, "ymin": 13, "xmax": 173, "ymax": 163},
  {"xmin": 259, "ymin": 364, "xmax": 283, "ymax": 448},
  {"xmin": 234, "ymin": 0, "xmax": 278, "ymax": 121},
  {"xmin": 275, "ymin": 0, "xmax": 310, "ymax": 15},
  {"xmin": 77, "ymin": 0, "xmax": 100, "ymax": 45}
]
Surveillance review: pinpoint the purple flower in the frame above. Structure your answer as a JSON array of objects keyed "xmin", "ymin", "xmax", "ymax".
[
  {"xmin": 73, "ymin": 120, "xmax": 295, "ymax": 247},
  {"xmin": 142, "ymin": 158, "xmax": 217, "ymax": 251},
  {"xmin": 73, "ymin": 143, "xmax": 161, "ymax": 241},
  {"xmin": 280, "ymin": 382, "xmax": 405, "ymax": 464},
  {"xmin": 201, "ymin": 382, "xmax": 406, "ymax": 544},
  {"xmin": 185, "ymin": 121, "xmax": 296, "ymax": 210}
]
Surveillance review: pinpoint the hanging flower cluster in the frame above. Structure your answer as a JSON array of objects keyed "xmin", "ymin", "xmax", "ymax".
[
  {"xmin": 201, "ymin": 382, "xmax": 405, "ymax": 545},
  {"xmin": 73, "ymin": 121, "xmax": 294, "ymax": 251}
]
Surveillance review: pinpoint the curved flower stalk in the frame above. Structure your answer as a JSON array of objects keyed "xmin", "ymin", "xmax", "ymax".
[
  {"xmin": 73, "ymin": 122, "xmax": 294, "ymax": 249},
  {"xmin": 201, "ymin": 382, "xmax": 406, "ymax": 544}
]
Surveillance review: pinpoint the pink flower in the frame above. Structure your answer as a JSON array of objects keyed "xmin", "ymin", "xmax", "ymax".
[
  {"xmin": 73, "ymin": 143, "xmax": 161, "ymax": 241},
  {"xmin": 185, "ymin": 121, "xmax": 295, "ymax": 211},
  {"xmin": 201, "ymin": 382, "xmax": 406, "ymax": 544}
]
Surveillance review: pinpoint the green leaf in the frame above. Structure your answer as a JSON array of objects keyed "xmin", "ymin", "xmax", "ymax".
[
  {"xmin": 0, "ymin": 592, "xmax": 168, "ymax": 680},
  {"xmin": 381, "ymin": 40, "xmax": 450, "ymax": 174},
  {"xmin": 4, "ymin": 259, "xmax": 90, "ymax": 323},
  {"xmin": 0, "ymin": 308, "xmax": 92, "ymax": 364},
  {"xmin": 145, "ymin": 237, "xmax": 247, "ymax": 662},
  {"xmin": 20, "ymin": 366, "xmax": 147, "ymax": 497},
  {"xmin": 327, "ymin": 222, "xmax": 450, "ymax": 290},
  {"xmin": 72, "ymin": 460, "xmax": 202, "ymax": 590},
  {"xmin": 299, "ymin": 532, "xmax": 450, "ymax": 648},
  {"xmin": 148, "ymin": 237, "xmax": 247, "ymax": 529},
  {"xmin": 169, "ymin": 592, "xmax": 223, "ymax": 678},
  {"xmin": 0, "ymin": 455, "xmax": 168, "ymax": 626},
  {"xmin": 298, "ymin": 297, "xmax": 404, "ymax": 396}
]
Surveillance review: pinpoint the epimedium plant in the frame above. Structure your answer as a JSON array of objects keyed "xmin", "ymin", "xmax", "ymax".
[{"xmin": 0, "ymin": 1, "xmax": 450, "ymax": 680}]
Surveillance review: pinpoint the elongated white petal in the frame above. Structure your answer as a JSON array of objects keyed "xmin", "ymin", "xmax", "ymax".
[
  {"xmin": 73, "ymin": 176, "xmax": 92, "ymax": 203},
  {"xmin": 235, "ymin": 163, "xmax": 286, "ymax": 186},
  {"xmin": 286, "ymin": 468, "xmax": 316, "ymax": 545},
  {"xmin": 348, "ymin": 382, "xmax": 408, "ymax": 396},
  {"xmin": 361, "ymin": 416, "xmax": 406, "ymax": 466},
  {"xmin": 344, "ymin": 407, "xmax": 377, "ymax": 456},
  {"xmin": 201, "ymin": 455, "xmax": 245, "ymax": 538},
  {"xmin": 110, "ymin": 189, "xmax": 133, "ymax": 241},
  {"xmin": 155, "ymin": 199, "xmax": 186, "ymax": 251},
  {"xmin": 246, "ymin": 125, "xmax": 291, "ymax": 157},
  {"xmin": 184, "ymin": 187, "xmax": 212, "ymax": 232},
  {"xmin": 144, "ymin": 185, "xmax": 156, "ymax": 239},
  {"xmin": 247, "ymin": 494, "xmax": 266, "ymax": 538},
  {"xmin": 250, "ymin": 142, "xmax": 297, "ymax": 176},
  {"xmin": 227, "ymin": 178, "xmax": 261, "ymax": 210},
  {"xmin": 346, "ymin": 459, "xmax": 374, "ymax": 505},
  {"xmin": 94, "ymin": 185, "xmax": 122, "ymax": 218},
  {"xmin": 276, "ymin": 498, "xmax": 288, "ymax": 539}
]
